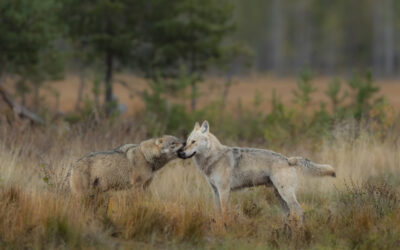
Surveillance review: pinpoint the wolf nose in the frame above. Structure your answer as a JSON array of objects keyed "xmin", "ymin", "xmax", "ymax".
[{"xmin": 177, "ymin": 150, "xmax": 185, "ymax": 158}]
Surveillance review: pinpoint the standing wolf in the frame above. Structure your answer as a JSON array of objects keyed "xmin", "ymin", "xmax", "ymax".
[
  {"xmin": 70, "ymin": 135, "xmax": 183, "ymax": 197},
  {"xmin": 178, "ymin": 121, "xmax": 335, "ymax": 221}
]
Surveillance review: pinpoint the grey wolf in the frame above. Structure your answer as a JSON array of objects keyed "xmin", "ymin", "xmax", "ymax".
[
  {"xmin": 70, "ymin": 135, "xmax": 183, "ymax": 197},
  {"xmin": 178, "ymin": 121, "xmax": 335, "ymax": 221}
]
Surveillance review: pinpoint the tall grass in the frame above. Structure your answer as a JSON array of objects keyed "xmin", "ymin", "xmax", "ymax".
[{"xmin": 0, "ymin": 121, "xmax": 399, "ymax": 249}]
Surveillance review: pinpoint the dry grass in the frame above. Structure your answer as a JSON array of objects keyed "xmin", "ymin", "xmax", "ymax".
[{"xmin": 0, "ymin": 121, "xmax": 399, "ymax": 249}]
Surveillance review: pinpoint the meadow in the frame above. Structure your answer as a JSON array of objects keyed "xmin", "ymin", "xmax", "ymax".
[
  {"xmin": 2, "ymin": 0, "xmax": 400, "ymax": 248},
  {"xmin": 39, "ymin": 74, "xmax": 400, "ymax": 114},
  {"xmin": 0, "ymin": 74, "xmax": 400, "ymax": 249}
]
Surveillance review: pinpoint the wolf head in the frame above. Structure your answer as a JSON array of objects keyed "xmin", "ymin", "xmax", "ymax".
[
  {"xmin": 178, "ymin": 121, "xmax": 210, "ymax": 159},
  {"xmin": 155, "ymin": 135, "xmax": 185, "ymax": 160},
  {"xmin": 141, "ymin": 135, "xmax": 184, "ymax": 164}
]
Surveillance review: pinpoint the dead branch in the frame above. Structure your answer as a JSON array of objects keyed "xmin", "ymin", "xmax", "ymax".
[{"xmin": 0, "ymin": 85, "xmax": 44, "ymax": 125}]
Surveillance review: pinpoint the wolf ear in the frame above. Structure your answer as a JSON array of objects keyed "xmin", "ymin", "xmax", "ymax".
[
  {"xmin": 155, "ymin": 138, "xmax": 163, "ymax": 146},
  {"xmin": 194, "ymin": 122, "xmax": 200, "ymax": 130},
  {"xmin": 201, "ymin": 120, "xmax": 209, "ymax": 133}
]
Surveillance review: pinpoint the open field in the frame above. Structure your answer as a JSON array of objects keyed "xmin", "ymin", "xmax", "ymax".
[
  {"xmin": 1, "ymin": 74, "xmax": 400, "ymax": 248},
  {"xmin": 2, "ymin": 0, "xmax": 400, "ymax": 248},
  {"xmin": 0, "ymin": 121, "xmax": 399, "ymax": 249},
  {"xmin": 4, "ymin": 74, "xmax": 400, "ymax": 115}
]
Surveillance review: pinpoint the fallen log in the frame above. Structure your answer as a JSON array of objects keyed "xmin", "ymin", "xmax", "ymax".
[{"xmin": 0, "ymin": 85, "xmax": 44, "ymax": 125}]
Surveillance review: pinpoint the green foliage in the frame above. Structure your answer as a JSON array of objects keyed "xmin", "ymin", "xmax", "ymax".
[
  {"xmin": 141, "ymin": 75, "xmax": 195, "ymax": 137},
  {"xmin": 144, "ymin": 0, "xmax": 235, "ymax": 76},
  {"xmin": 292, "ymin": 69, "xmax": 316, "ymax": 109},
  {"xmin": 62, "ymin": 0, "xmax": 145, "ymax": 63},
  {"xmin": 62, "ymin": 0, "xmax": 147, "ymax": 113},
  {"xmin": 140, "ymin": 69, "xmax": 394, "ymax": 146},
  {"xmin": 325, "ymin": 78, "xmax": 347, "ymax": 114},
  {"xmin": 0, "ymin": 0, "xmax": 64, "ymax": 109},
  {"xmin": 0, "ymin": 0, "xmax": 61, "ymax": 74},
  {"xmin": 15, "ymin": 49, "xmax": 65, "ymax": 105},
  {"xmin": 233, "ymin": 104, "xmax": 265, "ymax": 142},
  {"xmin": 142, "ymin": 0, "xmax": 236, "ymax": 110},
  {"xmin": 347, "ymin": 71, "xmax": 380, "ymax": 120},
  {"xmin": 307, "ymin": 102, "xmax": 333, "ymax": 139},
  {"xmin": 61, "ymin": 0, "xmax": 237, "ymax": 113},
  {"xmin": 1, "ymin": 0, "xmax": 392, "ymax": 147},
  {"xmin": 45, "ymin": 215, "xmax": 80, "ymax": 247},
  {"xmin": 264, "ymin": 90, "xmax": 294, "ymax": 145}
]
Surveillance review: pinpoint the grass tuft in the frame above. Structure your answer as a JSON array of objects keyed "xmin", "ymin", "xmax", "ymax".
[{"xmin": 0, "ymin": 124, "xmax": 399, "ymax": 248}]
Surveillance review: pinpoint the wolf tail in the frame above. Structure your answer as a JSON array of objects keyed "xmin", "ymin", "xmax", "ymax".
[{"xmin": 288, "ymin": 157, "xmax": 336, "ymax": 177}]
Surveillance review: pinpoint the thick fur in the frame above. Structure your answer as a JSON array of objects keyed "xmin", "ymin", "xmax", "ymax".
[
  {"xmin": 70, "ymin": 136, "xmax": 183, "ymax": 197},
  {"xmin": 178, "ymin": 121, "xmax": 335, "ymax": 221},
  {"xmin": 288, "ymin": 157, "xmax": 336, "ymax": 177}
]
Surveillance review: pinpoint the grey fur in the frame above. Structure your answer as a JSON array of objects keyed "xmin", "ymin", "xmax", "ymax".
[
  {"xmin": 70, "ymin": 136, "xmax": 182, "ymax": 197},
  {"xmin": 179, "ymin": 121, "xmax": 336, "ymax": 223}
]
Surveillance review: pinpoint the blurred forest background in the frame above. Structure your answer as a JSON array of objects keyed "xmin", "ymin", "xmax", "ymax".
[
  {"xmin": 2, "ymin": 1, "xmax": 400, "ymax": 249},
  {"xmin": 0, "ymin": 0, "xmax": 399, "ymax": 142}
]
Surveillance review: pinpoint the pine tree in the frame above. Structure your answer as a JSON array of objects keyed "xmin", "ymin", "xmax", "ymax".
[
  {"xmin": 0, "ymin": 0, "xmax": 60, "ymax": 82},
  {"xmin": 144, "ymin": 0, "xmax": 235, "ymax": 111},
  {"xmin": 62, "ymin": 0, "xmax": 147, "ymax": 115}
]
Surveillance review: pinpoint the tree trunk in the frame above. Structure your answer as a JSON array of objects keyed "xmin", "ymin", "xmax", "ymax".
[
  {"xmin": 190, "ymin": 80, "xmax": 197, "ymax": 111},
  {"xmin": 21, "ymin": 89, "xmax": 26, "ymax": 106},
  {"xmin": 0, "ymin": 64, "xmax": 6, "ymax": 86},
  {"xmin": 322, "ymin": 34, "xmax": 337, "ymax": 75},
  {"xmin": 104, "ymin": 51, "xmax": 114, "ymax": 116},
  {"xmin": 33, "ymin": 84, "xmax": 40, "ymax": 111},
  {"xmin": 383, "ymin": 0, "xmax": 394, "ymax": 76},
  {"xmin": 270, "ymin": 0, "xmax": 285, "ymax": 75},
  {"xmin": 372, "ymin": 0, "xmax": 383, "ymax": 76},
  {"xmin": 75, "ymin": 68, "xmax": 86, "ymax": 111},
  {"xmin": 221, "ymin": 73, "xmax": 232, "ymax": 112},
  {"xmin": 293, "ymin": 0, "xmax": 312, "ymax": 72},
  {"xmin": 372, "ymin": 0, "xmax": 394, "ymax": 77}
]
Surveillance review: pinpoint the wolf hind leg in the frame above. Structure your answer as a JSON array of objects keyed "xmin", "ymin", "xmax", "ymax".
[
  {"xmin": 273, "ymin": 186, "xmax": 289, "ymax": 217},
  {"xmin": 70, "ymin": 168, "xmax": 91, "ymax": 198},
  {"xmin": 270, "ymin": 168, "xmax": 304, "ymax": 224}
]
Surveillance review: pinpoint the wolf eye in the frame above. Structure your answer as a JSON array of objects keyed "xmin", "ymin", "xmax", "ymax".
[{"xmin": 191, "ymin": 140, "xmax": 196, "ymax": 144}]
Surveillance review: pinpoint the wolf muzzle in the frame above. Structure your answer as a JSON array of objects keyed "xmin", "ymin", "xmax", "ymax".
[
  {"xmin": 177, "ymin": 142, "xmax": 196, "ymax": 159},
  {"xmin": 177, "ymin": 142, "xmax": 186, "ymax": 159},
  {"xmin": 178, "ymin": 150, "xmax": 196, "ymax": 159}
]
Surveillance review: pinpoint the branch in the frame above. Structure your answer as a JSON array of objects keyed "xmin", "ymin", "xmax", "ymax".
[
  {"xmin": 116, "ymin": 79, "xmax": 144, "ymax": 97},
  {"xmin": 0, "ymin": 86, "xmax": 44, "ymax": 125}
]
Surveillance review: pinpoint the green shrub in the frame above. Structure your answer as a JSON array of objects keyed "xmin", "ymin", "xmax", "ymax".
[
  {"xmin": 140, "ymin": 70, "xmax": 398, "ymax": 146},
  {"xmin": 347, "ymin": 71, "xmax": 380, "ymax": 120},
  {"xmin": 292, "ymin": 69, "xmax": 316, "ymax": 109},
  {"xmin": 325, "ymin": 78, "xmax": 347, "ymax": 114}
]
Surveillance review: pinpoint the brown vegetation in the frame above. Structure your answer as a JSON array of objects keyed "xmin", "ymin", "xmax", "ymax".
[{"xmin": 0, "ymin": 121, "xmax": 399, "ymax": 248}]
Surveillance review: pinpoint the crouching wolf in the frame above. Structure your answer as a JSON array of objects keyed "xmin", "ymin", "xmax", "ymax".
[
  {"xmin": 178, "ymin": 121, "xmax": 335, "ymax": 222},
  {"xmin": 70, "ymin": 135, "xmax": 183, "ymax": 197}
]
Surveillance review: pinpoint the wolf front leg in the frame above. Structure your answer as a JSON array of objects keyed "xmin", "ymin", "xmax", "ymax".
[
  {"xmin": 217, "ymin": 185, "xmax": 231, "ymax": 216},
  {"xmin": 209, "ymin": 182, "xmax": 221, "ymax": 213},
  {"xmin": 211, "ymin": 167, "xmax": 232, "ymax": 216},
  {"xmin": 208, "ymin": 179, "xmax": 230, "ymax": 215}
]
